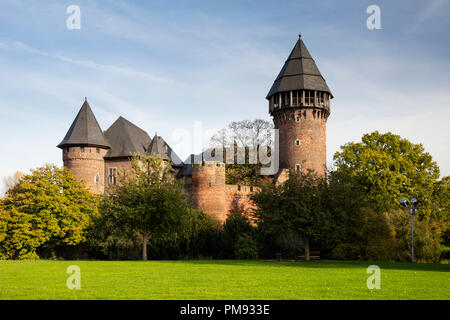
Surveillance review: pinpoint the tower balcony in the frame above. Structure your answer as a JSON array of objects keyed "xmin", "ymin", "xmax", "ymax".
[{"xmin": 269, "ymin": 89, "xmax": 331, "ymax": 114}]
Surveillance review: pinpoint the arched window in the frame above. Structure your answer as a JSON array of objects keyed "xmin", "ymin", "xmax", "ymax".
[
  {"xmin": 295, "ymin": 139, "xmax": 301, "ymax": 146},
  {"xmin": 95, "ymin": 173, "xmax": 100, "ymax": 184},
  {"xmin": 295, "ymin": 164, "xmax": 301, "ymax": 171}
]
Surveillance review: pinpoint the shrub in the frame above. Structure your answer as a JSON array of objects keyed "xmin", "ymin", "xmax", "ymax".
[{"xmin": 234, "ymin": 234, "xmax": 258, "ymax": 259}]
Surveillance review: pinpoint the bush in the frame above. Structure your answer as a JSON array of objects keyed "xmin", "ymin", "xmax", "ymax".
[
  {"xmin": 274, "ymin": 232, "xmax": 305, "ymax": 259},
  {"xmin": 234, "ymin": 234, "xmax": 258, "ymax": 259},
  {"xmin": 222, "ymin": 213, "xmax": 255, "ymax": 258}
]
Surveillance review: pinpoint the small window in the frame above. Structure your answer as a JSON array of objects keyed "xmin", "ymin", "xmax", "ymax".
[
  {"xmin": 295, "ymin": 139, "xmax": 301, "ymax": 146},
  {"xmin": 296, "ymin": 114, "xmax": 300, "ymax": 122},
  {"xmin": 250, "ymin": 186, "xmax": 253, "ymax": 192},
  {"xmin": 109, "ymin": 168, "xmax": 117, "ymax": 185},
  {"xmin": 65, "ymin": 148, "xmax": 69, "ymax": 153},
  {"xmin": 95, "ymin": 173, "xmax": 100, "ymax": 184},
  {"xmin": 295, "ymin": 164, "xmax": 301, "ymax": 171},
  {"xmin": 96, "ymin": 148, "xmax": 100, "ymax": 154},
  {"xmin": 80, "ymin": 147, "xmax": 85, "ymax": 153},
  {"xmin": 237, "ymin": 185, "xmax": 241, "ymax": 191}
]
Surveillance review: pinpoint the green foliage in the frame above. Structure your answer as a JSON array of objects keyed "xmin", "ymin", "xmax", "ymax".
[
  {"xmin": 100, "ymin": 154, "xmax": 188, "ymax": 260},
  {"xmin": 222, "ymin": 213, "xmax": 255, "ymax": 258},
  {"xmin": 234, "ymin": 234, "xmax": 258, "ymax": 259},
  {"xmin": 0, "ymin": 164, "xmax": 98, "ymax": 259},
  {"xmin": 252, "ymin": 171, "xmax": 331, "ymax": 258},
  {"xmin": 96, "ymin": 154, "xmax": 222, "ymax": 260},
  {"xmin": 333, "ymin": 131, "xmax": 440, "ymax": 217}
]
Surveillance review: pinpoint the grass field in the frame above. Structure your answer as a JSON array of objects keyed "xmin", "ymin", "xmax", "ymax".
[{"xmin": 0, "ymin": 260, "xmax": 448, "ymax": 300}]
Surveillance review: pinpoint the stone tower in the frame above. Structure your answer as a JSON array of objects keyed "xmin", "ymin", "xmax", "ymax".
[
  {"xmin": 266, "ymin": 34, "xmax": 332, "ymax": 176},
  {"xmin": 57, "ymin": 99, "xmax": 110, "ymax": 194},
  {"xmin": 191, "ymin": 161, "xmax": 227, "ymax": 222}
]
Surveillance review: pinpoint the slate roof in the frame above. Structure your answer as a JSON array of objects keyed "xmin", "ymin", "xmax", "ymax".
[
  {"xmin": 266, "ymin": 34, "xmax": 332, "ymax": 99},
  {"xmin": 147, "ymin": 134, "xmax": 184, "ymax": 166},
  {"xmin": 148, "ymin": 133, "xmax": 169, "ymax": 160},
  {"xmin": 104, "ymin": 116, "xmax": 151, "ymax": 158},
  {"xmin": 57, "ymin": 100, "xmax": 110, "ymax": 149}
]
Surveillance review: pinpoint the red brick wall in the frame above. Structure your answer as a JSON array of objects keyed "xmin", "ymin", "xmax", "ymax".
[
  {"xmin": 191, "ymin": 162, "xmax": 227, "ymax": 223},
  {"xmin": 225, "ymin": 184, "xmax": 259, "ymax": 222},
  {"xmin": 104, "ymin": 158, "xmax": 133, "ymax": 188},
  {"xmin": 273, "ymin": 107, "xmax": 327, "ymax": 177},
  {"xmin": 63, "ymin": 146, "xmax": 107, "ymax": 194}
]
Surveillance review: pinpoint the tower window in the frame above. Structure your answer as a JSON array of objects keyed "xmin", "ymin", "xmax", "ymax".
[
  {"xmin": 95, "ymin": 173, "xmax": 100, "ymax": 184},
  {"xmin": 250, "ymin": 186, "xmax": 253, "ymax": 192},
  {"xmin": 295, "ymin": 139, "xmax": 301, "ymax": 146},
  {"xmin": 65, "ymin": 148, "xmax": 69, "ymax": 153},
  {"xmin": 296, "ymin": 114, "xmax": 300, "ymax": 122},
  {"xmin": 96, "ymin": 148, "xmax": 100, "ymax": 154},
  {"xmin": 109, "ymin": 168, "xmax": 117, "ymax": 185},
  {"xmin": 295, "ymin": 164, "xmax": 301, "ymax": 171},
  {"xmin": 80, "ymin": 147, "xmax": 85, "ymax": 153}
]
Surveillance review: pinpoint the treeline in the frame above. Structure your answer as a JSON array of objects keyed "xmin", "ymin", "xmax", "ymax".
[{"xmin": 0, "ymin": 131, "xmax": 448, "ymax": 262}]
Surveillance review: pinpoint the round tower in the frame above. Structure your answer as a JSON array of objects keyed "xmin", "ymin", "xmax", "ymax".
[
  {"xmin": 191, "ymin": 161, "xmax": 227, "ymax": 222},
  {"xmin": 266, "ymin": 34, "xmax": 332, "ymax": 177},
  {"xmin": 57, "ymin": 99, "xmax": 110, "ymax": 194}
]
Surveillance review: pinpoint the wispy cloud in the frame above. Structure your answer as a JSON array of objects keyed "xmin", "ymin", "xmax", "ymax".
[{"xmin": 0, "ymin": 40, "xmax": 181, "ymax": 85}]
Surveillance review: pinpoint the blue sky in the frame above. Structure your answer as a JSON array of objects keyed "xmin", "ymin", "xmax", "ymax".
[{"xmin": 0, "ymin": 0, "xmax": 449, "ymax": 193}]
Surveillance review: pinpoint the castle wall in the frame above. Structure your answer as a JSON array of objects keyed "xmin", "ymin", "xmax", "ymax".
[
  {"xmin": 224, "ymin": 184, "xmax": 258, "ymax": 221},
  {"xmin": 104, "ymin": 158, "xmax": 133, "ymax": 188},
  {"xmin": 273, "ymin": 108, "xmax": 327, "ymax": 177},
  {"xmin": 63, "ymin": 146, "xmax": 107, "ymax": 194},
  {"xmin": 191, "ymin": 162, "xmax": 227, "ymax": 223}
]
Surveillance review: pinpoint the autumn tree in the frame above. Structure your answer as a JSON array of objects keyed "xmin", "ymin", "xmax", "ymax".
[
  {"xmin": 334, "ymin": 131, "xmax": 441, "ymax": 218},
  {"xmin": 0, "ymin": 164, "xmax": 98, "ymax": 259},
  {"xmin": 2, "ymin": 171, "xmax": 24, "ymax": 194}
]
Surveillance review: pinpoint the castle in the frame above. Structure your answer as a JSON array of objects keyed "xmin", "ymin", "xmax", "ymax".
[{"xmin": 57, "ymin": 35, "xmax": 332, "ymax": 223}]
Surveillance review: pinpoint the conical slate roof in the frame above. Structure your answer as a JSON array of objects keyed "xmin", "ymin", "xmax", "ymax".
[
  {"xmin": 104, "ymin": 116, "xmax": 151, "ymax": 158},
  {"xmin": 147, "ymin": 134, "xmax": 184, "ymax": 166},
  {"xmin": 266, "ymin": 34, "xmax": 332, "ymax": 99},
  {"xmin": 57, "ymin": 99, "xmax": 110, "ymax": 149},
  {"xmin": 148, "ymin": 133, "xmax": 169, "ymax": 160}
]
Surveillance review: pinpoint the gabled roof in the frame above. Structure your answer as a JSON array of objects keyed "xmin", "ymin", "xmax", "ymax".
[
  {"xmin": 57, "ymin": 99, "xmax": 110, "ymax": 149},
  {"xmin": 104, "ymin": 116, "xmax": 151, "ymax": 158},
  {"xmin": 266, "ymin": 34, "xmax": 332, "ymax": 99}
]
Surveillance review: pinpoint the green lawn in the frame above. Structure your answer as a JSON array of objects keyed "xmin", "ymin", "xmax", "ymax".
[{"xmin": 0, "ymin": 260, "xmax": 448, "ymax": 300}]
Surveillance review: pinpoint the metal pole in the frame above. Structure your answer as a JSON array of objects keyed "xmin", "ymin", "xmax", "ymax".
[{"xmin": 411, "ymin": 212, "xmax": 414, "ymax": 263}]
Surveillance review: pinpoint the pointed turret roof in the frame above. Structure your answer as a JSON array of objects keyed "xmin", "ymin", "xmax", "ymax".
[
  {"xmin": 57, "ymin": 99, "xmax": 110, "ymax": 149},
  {"xmin": 103, "ymin": 116, "xmax": 151, "ymax": 158},
  {"xmin": 148, "ymin": 133, "xmax": 169, "ymax": 160},
  {"xmin": 266, "ymin": 34, "xmax": 332, "ymax": 99}
]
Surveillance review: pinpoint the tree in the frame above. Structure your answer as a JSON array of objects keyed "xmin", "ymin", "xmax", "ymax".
[
  {"xmin": 102, "ymin": 154, "xmax": 188, "ymax": 261},
  {"xmin": 2, "ymin": 171, "xmax": 24, "ymax": 194},
  {"xmin": 210, "ymin": 119, "xmax": 273, "ymax": 186},
  {"xmin": 210, "ymin": 119, "xmax": 273, "ymax": 149},
  {"xmin": 251, "ymin": 171, "xmax": 331, "ymax": 260},
  {"xmin": 0, "ymin": 164, "xmax": 98, "ymax": 259},
  {"xmin": 333, "ymin": 131, "xmax": 440, "ymax": 218}
]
